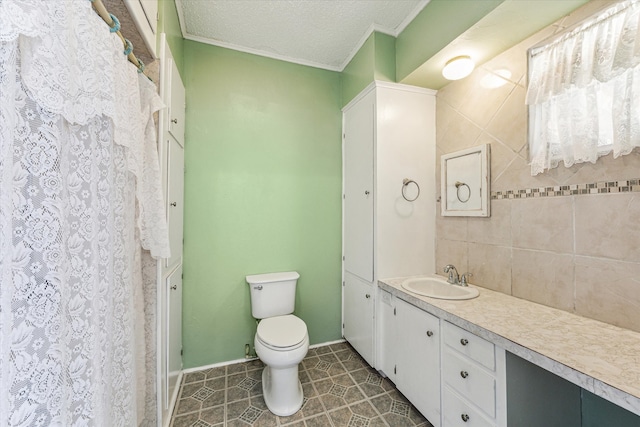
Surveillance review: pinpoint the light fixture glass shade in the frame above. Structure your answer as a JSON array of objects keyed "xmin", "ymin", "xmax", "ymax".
[{"xmin": 442, "ymin": 56, "xmax": 475, "ymax": 80}]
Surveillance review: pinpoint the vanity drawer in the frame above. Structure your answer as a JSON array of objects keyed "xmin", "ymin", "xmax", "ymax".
[
  {"xmin": 443, "ymin": 322, "xmax": 495, "ymax": 371},
  {"xmin": 443, "ymin": 347, "xmax": 496, "ymax": 418},
  {"xmin": 443, "ymin": 386, "xmax": 494, "ymax": 427}
]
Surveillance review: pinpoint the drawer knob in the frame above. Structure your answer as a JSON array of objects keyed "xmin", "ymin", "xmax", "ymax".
[
  {"xmin": 460, "ymin": 370, "xmax": 469, "ymax": 379},
  {"xmin": 460, "ymin": 338, "xmax": 469, "ymax": 346},
  {"xmin": 426, "ymin": 330, "xmax": 434, "ymax": 337},
  {"xmin": 365, "ymin": 294, "xmax": 371, "ymax": 299},
  {"xmin": 461, "ymin": 414, "xmax": 470, "ymax": 422}
]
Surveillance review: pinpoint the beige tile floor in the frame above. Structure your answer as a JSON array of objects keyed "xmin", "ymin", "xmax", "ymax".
[{"xmin": 170, "ymin": 342, "xmax": 434, "ymax": 427}]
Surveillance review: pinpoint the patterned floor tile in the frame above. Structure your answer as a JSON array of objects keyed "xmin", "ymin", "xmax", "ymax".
[
  {"xmin": 184, "ymin": 371, "xmax": 207, "ymax": 384},
  {"xmin": 350, "ymin": 368, "xmax": 394, "ymax": 398},
  {"xmin": 170, "ymin": 342, "xmax": 435, "ymax": 427},
  {"xmin": 200, "ymin": 405, "xmax": 225, "ymax": 425},
  {"xmin": 174, "ymin": 396, "xmax": 202, "ymax": 416},
  {"xmin": 316, "ymin": 373, "xmax": 365, "ymax": 409},
  {"xmin": 171, "ymin": 411, "xmax": 200, "ymax": 427},
  {"xmin": 371, "ymin": 390, "xmax": 434, "ymax": 427},
  {"xmin": 305, "ymin": 413, "xmax": 334, "ymax": 427},
  {"xmin": 205, "ymin": 366, "xmax": 227, "ymax": 379},
  {"xmin": 328, "ymin": 401, "xmax": 383, "ymax": 427}
]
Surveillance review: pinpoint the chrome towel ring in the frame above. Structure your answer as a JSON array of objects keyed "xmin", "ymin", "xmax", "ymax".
[
  {"xmin": 455, "ymin": 181, "xmax": 471, "ymax": 203},
  {"xmin": 402, "ymin": 178, "xmax": 420, "ymax": 202}
]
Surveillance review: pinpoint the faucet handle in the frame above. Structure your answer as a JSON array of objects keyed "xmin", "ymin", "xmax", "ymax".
[{"xmin": 460, "ymin": 273, "xmax": 473, "ymax": 286}]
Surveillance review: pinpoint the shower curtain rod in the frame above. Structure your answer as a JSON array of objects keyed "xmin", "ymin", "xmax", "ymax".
[{"xmin": 89, "ymin": 0, "xmax": 150, "ymax": 78}]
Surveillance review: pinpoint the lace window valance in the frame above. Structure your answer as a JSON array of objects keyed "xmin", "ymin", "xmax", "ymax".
[{"xmin": 526, "ymin": 0, "xmax": 640, "ymax": 176}]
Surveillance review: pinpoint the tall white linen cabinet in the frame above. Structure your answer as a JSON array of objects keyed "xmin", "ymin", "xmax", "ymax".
[
  {"xmin": 157, "ymin": 34, "xmax": 185, "ymax": 426},
  {"xmin": 341, "ymin": 81, "xmax": 436, "ymax": 368}
]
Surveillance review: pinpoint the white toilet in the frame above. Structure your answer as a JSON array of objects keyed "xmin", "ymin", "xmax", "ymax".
[{"xmin": 246, "ymin": 271, "xmax": 309, "ymax": 416}]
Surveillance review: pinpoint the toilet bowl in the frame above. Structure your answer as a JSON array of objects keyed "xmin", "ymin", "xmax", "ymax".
[
  {"xmin": 254, "ymin": 315, "xmax": 309, "ymax": 416},
  {"xmin": 246, "ymin": 271, "xmax": 309, "ymax": 416}
]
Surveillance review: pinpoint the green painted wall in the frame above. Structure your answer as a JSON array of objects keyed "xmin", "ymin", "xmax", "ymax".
[
  {"xmin": 395, "ymin": 0, "xmax": 503, "ymax": 82},
  {"xmin": 157, "ymin": 0, "xmax": 184, "ymax": 76},
  {"xmin": 341, "ymin": 32, "xmax": 397, "ymax": 106},
  {"xmin": 182, "ymin": 40, "xmax": 343, "ymax": 368},
  {"xmin": 341, "ymin": 34, "xmax": 375, "ymax": 107},
  {"xmin": 374, "ymin": 32, "xmax": 396, "ymax": 83}
]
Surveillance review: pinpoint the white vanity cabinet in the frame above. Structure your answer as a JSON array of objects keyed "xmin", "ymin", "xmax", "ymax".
[
  {"xmin": 395, "ymin": 298, "xmax": 441, "ymax": 426},
  {"xmin": 377, "ymin": 286, "xmax": 506, "ymax": 427},
  {"xmin": 378, "ymin": 294, "xmax": 441, "ymax": 426},
  {"xmin": 342, "ymin": 81, "xmax": 436, "ymax": 367},
  {"xmin": 441, "ymin": 322, "xmax": 506, "ymax": 427}
]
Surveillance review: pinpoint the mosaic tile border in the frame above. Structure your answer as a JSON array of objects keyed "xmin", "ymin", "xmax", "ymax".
[{"xmin": 491, "ymin": 178, "xmax": 640, "ymax": 200}]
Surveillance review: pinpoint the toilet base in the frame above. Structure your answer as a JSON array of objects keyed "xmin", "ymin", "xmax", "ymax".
[{"xmin": 261, "ymin": 365, "xmax": 304, "ymax": 416}]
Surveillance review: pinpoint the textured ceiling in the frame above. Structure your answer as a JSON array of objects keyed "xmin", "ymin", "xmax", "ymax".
[{"xmin": 177, "ymin": 0, "xmax": 428, "ymax": 71}]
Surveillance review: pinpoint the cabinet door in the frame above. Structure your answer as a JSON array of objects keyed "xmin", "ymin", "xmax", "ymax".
[
  {"xmin": 396, "ymin": 299, "xmax": 441, "ymax": 427},
  {"xmin": 166, "ymin": 265, "xmax": 183, "ymax": 406},
  {"xmin": 166, "ymin": 135, "xmax": 184, "ymax": 270},
  {"xmin": 167, "ymin": 58, "xmax": 185, "ymax": 146},
  {"xmin": 343, "ymin": 273, "xmax": 374, "ymax": 366},
  {"xmin": 377, "ymin": 290, "xmax": 396, "ymax": 382},
  {"xmin": 343, "ymin": 94, "xmax": 374, "ymax": 282}
]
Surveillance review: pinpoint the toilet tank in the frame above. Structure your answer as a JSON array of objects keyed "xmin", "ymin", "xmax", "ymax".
[{"xmin": 246, "ymin": 271, "xmax": 300, "ymax": 319}]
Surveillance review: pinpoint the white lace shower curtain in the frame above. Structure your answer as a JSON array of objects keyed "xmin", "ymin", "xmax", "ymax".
[
  {"xmin": 0, "ymin": 1, "xmax": 170, "ymax": 426},
  {"xmin": 527, "ymin": 0, "xmax": 640, "ymax": 175}
]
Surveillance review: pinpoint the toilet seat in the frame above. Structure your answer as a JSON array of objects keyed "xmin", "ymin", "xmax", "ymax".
[{"xmin": 257, "ymin": 315, "xmax": 307, "ymax": 350}]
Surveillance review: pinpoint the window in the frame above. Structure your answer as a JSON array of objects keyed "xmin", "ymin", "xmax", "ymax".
[{"xmin": 526, "ymin": 0, "xmax": 640, "ymax": 176}]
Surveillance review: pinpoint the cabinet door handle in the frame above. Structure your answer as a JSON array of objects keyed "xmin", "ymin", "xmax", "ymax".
[
  {"xmin": 170, "ymin": 284, "xmax": 177, "ymax": 290},
  {"xmin": 461, "ymin": 414, "xmax": 470, "ymax": 422},
  {"xmin": 170, "ymin": 202, "xmax": 177, "ymax": 207},
  {"xmin": 365, "ymin": 294, "xmax": 371, "ymax": 299},
  {"xmin": 460, "ymin": 370, "xmax": 468, "ymax": 379},
  {"xmin": 426, "ymin": 330, "xmax": 433, "ymax": 337},
  {"xmin": 460, "ymin": 338, "xmax": 469, "ymax": 346},
  {"xmin": 171, "ymin": 118, "xmax": 178, "ymax": 124},
  {"xmin": 364, "ymin": 190, "xmax": 370, "ymax": 195}
]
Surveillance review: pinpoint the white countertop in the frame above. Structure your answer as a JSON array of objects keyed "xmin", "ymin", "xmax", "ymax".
[{"xmin": 378, "ymin": 276, "xmax": 640, "ymax": 416}]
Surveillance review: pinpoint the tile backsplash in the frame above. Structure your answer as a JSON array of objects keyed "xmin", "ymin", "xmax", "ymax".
[{"xmin": 435, "ymin": 2, "xmax": 640, "ymax": 333}]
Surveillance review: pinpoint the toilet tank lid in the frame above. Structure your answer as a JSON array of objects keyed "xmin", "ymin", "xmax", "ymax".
[{"xmin": 246, "ymin": 271, "xmax": 300, "ymax": 284}]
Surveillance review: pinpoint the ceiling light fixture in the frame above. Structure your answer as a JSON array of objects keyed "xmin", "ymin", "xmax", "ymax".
[{"xmin": 442, "ymin": 56, "xmax": 475, "ymax": 80}]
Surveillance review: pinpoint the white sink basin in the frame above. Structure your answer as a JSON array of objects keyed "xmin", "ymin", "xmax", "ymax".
[{"xmin": 401, "ymin": 277, "xmax": 479, "ymax": 300}]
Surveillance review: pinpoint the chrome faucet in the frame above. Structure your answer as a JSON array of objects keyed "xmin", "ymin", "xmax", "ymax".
[
  {"xmin": 443, "ymin": 265, "xmax": 472, "ymax": 287},
  {"xmin": 443, "ymin": 265, "xmax": 459, "ymax": 285}
]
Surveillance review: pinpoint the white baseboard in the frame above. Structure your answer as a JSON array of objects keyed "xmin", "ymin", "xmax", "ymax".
[
  {"xmin": 309, "ymin": 338, "xmax": 346, "ymax": 349},
  {"xmin": 181, "ymin": 338, "xmax": 347, "ymax": 374}
]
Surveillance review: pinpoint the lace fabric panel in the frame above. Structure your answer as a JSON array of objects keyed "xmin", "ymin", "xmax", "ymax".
[
  {"xmin": 0, "ymin": 1, "xmax": 169, "ymax": 424},
  {"xmin": 527, "ymin": 0, "xmax": 640, "ymax": 175},
  {"xmin": 0, "ymin": 0, "xmax": 170, "ymax": 257},
  {"xmin": 0, "ymin": 38, "xmax": 19, "ymax": 424},
  {"xmin": 1, "ymin": 74, "xmax": 137, "ymax": 425}
]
